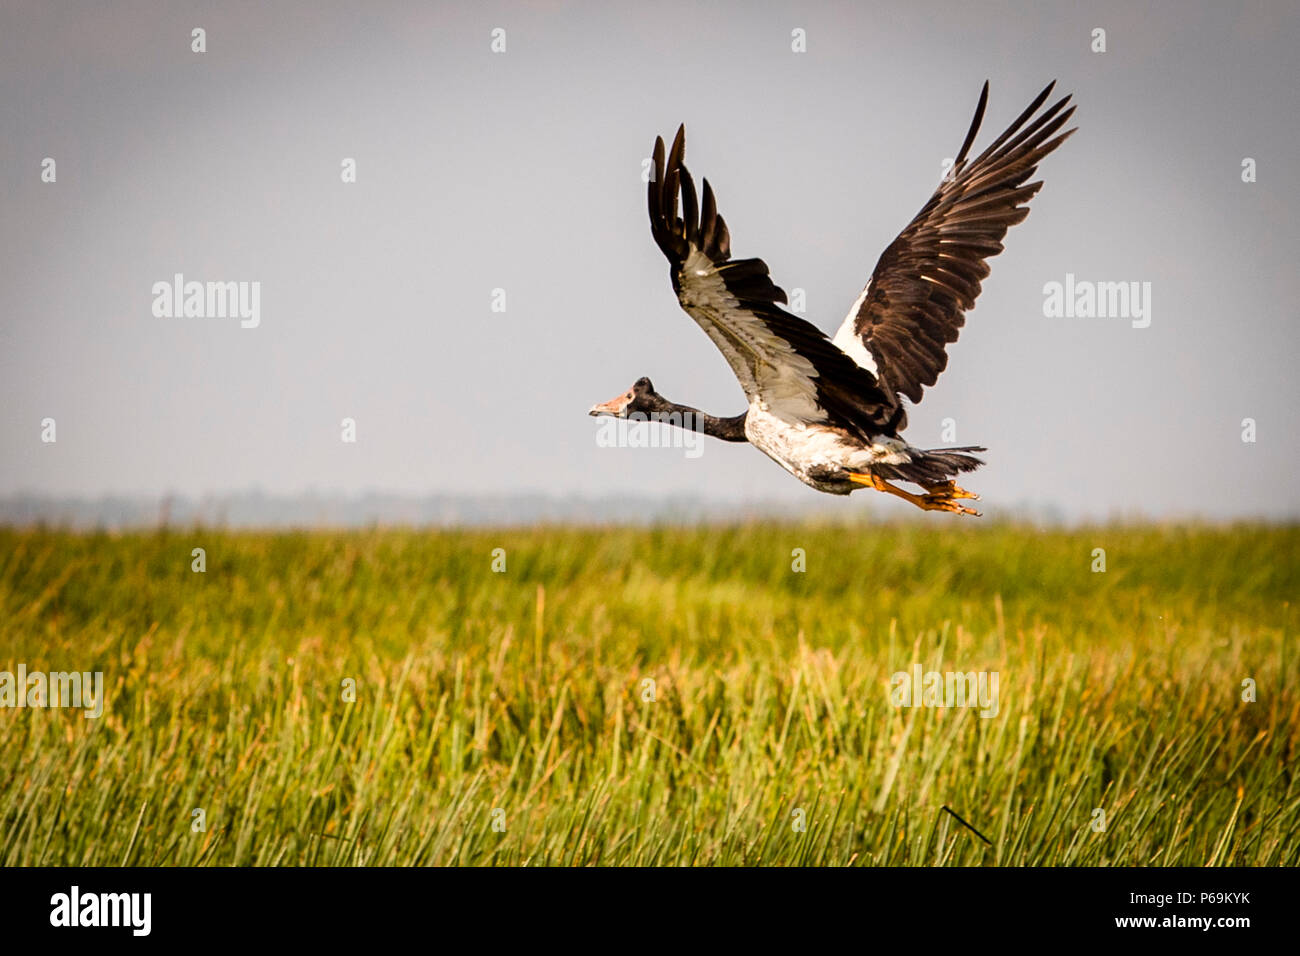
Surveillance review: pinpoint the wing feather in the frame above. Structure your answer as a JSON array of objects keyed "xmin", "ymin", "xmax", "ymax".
[
  {"xmin": 833, "ymin": 82, "xmax": 1077, "ymax": 406},
  {"xmin": 648, "ymin": 125, "xmax": 900, "ymax": 438}
]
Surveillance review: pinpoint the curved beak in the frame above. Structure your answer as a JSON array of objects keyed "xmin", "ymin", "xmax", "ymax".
[{"xmin": 588, "ymin": 390, "xmax": 631, "ymax": 417}]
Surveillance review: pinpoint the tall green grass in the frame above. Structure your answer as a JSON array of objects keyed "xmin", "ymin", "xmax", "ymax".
[{"xmin": 0, "ymin": 523, "xmax": 1296, "ymax": 865}]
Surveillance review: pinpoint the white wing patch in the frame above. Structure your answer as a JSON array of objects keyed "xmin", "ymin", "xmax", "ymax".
[
  {"xmin": 830, "ymin": 285, "xmax": 878, "ymax": 376},
  {"xmin": 679, "ymin": 247, "xmax": 824, "ymax": 423}
]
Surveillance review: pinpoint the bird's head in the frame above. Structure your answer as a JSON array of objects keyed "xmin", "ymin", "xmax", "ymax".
[{"xmin": 588, "ymin": 376, "xmax": 662, "ymax": 418}]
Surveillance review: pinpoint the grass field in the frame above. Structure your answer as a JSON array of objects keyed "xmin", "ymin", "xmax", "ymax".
[{"xmin": 1, "ymin": 523, "xmax": 1297, "ymax": 866}]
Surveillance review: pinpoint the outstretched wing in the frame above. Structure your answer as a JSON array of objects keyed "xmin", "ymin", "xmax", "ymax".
[
  {"xmin": 832, "ymin": 81, "xmax": 1077, "ymax": 408},
  {"xmin": 648, "ymin": 126, "xmax": 900, "ymax": 440}
]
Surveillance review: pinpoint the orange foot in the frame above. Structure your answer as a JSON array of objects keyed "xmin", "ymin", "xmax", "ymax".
[{"xmin": 848, "ymin": 473, "xmax": 982, "ymax": 517}]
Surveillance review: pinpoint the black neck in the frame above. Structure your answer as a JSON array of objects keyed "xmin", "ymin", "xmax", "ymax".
[{"xmin": 643, "ymin": 395, "xmax": 748, "ymax": 442}]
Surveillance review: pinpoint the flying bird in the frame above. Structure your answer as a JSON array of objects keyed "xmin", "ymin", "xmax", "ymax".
[{"xmin": 589, "ymin": 82, "xmax": 1076, "ymax": 515}]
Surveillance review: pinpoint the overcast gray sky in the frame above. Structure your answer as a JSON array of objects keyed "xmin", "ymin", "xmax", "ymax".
[{"xmin": 2, "ymin": 0, "xmax": 1297, "ymax": 520}]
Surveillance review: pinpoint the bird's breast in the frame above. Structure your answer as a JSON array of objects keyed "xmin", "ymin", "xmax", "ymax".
[{"xmin": 743, "ymin": 405, "xmax": 866, "ymax": 494}]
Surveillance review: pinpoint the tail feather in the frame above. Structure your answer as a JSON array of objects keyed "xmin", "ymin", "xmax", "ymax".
[
  {"xmin": 875, "ymin": 445, "xmax": 986, "ymax": 485},
  {"xmin": 922, "ymin": 445, "xmax": 986, "ymax": 474}
]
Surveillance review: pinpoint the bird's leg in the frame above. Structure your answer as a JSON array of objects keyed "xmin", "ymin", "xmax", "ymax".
[
  {"xmin": 848, "ymin": 471, "xmax": 920, "ymax": 504},
  {"xmin": 922, "ymin": 480, "xmax": 980, "ymax": 501},
  {"xmin": 920, "ymin": 480, "xmax": 981, "ymax": 516},
  {"xmin": 848, "ymin": 472, "xmax": 981, "ymax": 517}
]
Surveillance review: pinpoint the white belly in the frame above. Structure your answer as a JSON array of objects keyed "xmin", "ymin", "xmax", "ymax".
[{"xmin": 743, "ymin": 403, "xmax": 914, "ymax": 494}]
